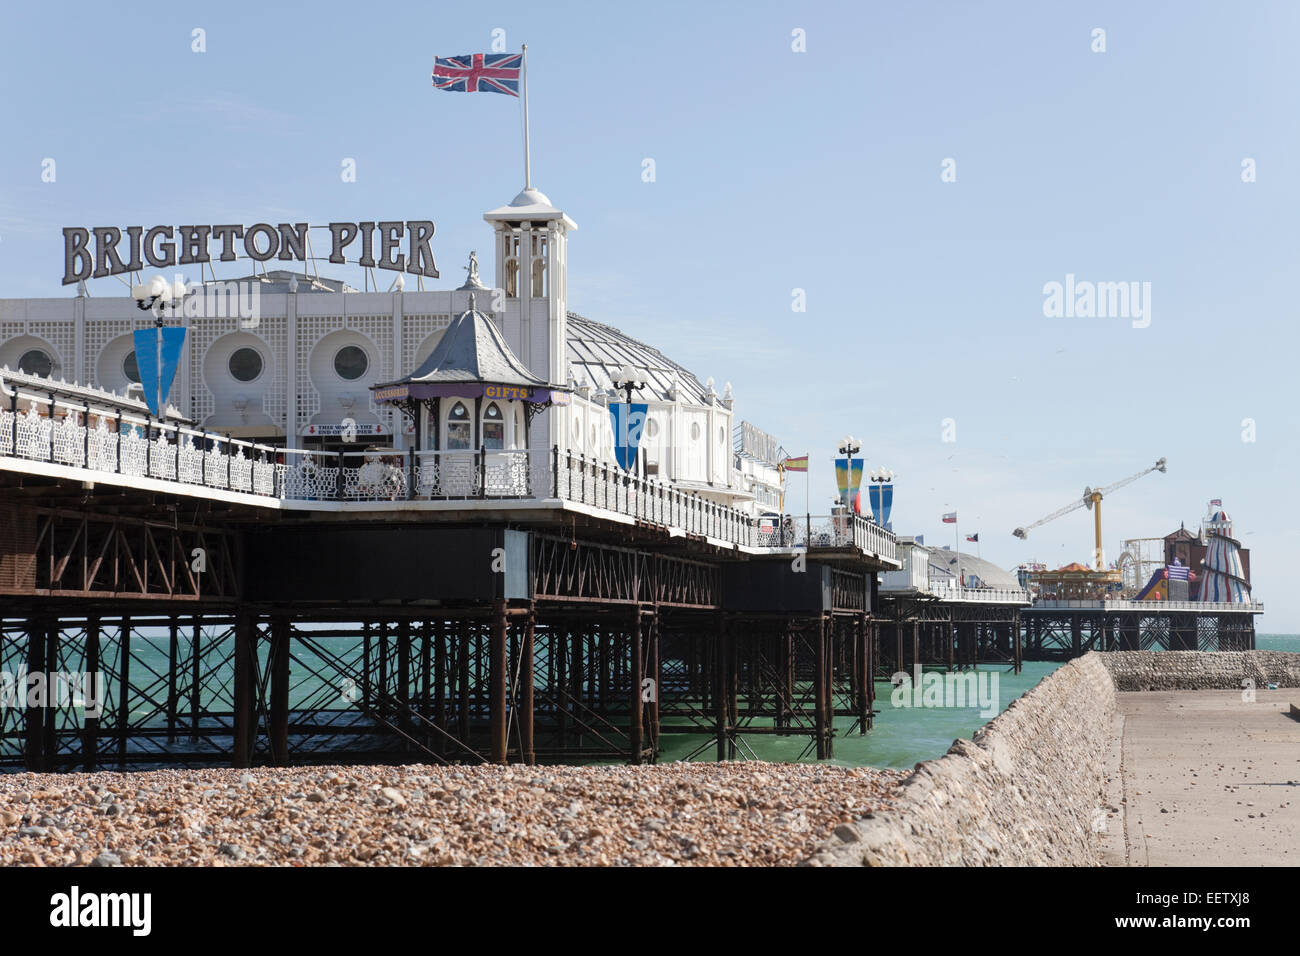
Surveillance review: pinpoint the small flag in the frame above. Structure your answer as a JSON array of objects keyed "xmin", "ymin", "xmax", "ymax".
[
  {"xmin": 942, "ymin": 511, "xmax": 957, "ymax": 523},
  {"xmin": 966, "ymin": 533, "xmax": 979, "ymax": 542},
  {"xmin": 1210, "ymin": 498, "xmax": 1222, "ymax": 508},
  {"xmin": 782, "ymin": 455, "xmax": 809, "ymax": 473},
  {"xmin": 914, "ymin": 535, "xmax": 924, "ymax": 545},
  {"xmin": 433, "ymin": 53, "xmax": 523, "ymax": 96}
]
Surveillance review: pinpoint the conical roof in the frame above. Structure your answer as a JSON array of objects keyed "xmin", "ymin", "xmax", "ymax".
[{"xmin": 396, "ymin": 302, "xmax": 548, "ymax": 389}]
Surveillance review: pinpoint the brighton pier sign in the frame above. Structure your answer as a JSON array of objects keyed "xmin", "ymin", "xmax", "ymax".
[{"xmin": 62, "ymin": 221, "xmax": 439, "ymax": 285}]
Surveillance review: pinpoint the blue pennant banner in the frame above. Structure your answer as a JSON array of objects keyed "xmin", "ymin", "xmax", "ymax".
[
  {"xmin": 609, "ymin": 402, "xmax": 648, "ymax": 471},
  {"xmin": 133, "ymin": 326, "xmax": 187, "ymax": 415},
  {"xmin": 868, "ymin": 482, "xmax": 894, "ymax": 528}
]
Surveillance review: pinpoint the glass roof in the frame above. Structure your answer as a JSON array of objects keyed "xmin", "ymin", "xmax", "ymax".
[{"xmin": 566, "ymin": 312, "xmax": 709, "ymax": 404}]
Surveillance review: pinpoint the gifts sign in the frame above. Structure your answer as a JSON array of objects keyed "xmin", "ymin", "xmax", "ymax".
[{"xmin": 609, "ymin": 403, "xmax": 648, "ymax": 471}]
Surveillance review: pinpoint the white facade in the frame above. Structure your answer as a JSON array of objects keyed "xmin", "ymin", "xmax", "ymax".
[{"xmin": 0, "ymin": 187, "xmax": 774, "ymax": 511}]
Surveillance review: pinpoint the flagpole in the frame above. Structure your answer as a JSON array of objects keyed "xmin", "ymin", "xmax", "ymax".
[
  {"xmin": 805, "ymin": 465, "xmax": 811, "ymax": 527},
  {"xmin": 955, "ymin": 515, "xmax": 961, "ymax": 589},
  {"xmin": 521, "ymin": 44, "xmax": 532, "ymax": 189}
]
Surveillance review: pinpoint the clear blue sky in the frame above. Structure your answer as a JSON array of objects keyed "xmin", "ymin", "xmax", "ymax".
[{"xmin": 1, "ymin": 1, "xmax": 1296, "ymax": 626}]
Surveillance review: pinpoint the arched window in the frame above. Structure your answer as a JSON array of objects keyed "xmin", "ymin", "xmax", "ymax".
[
  {"xmin": 505, "ymin": 259, "xmax": 519, "ymax": 298},
  {"xmin": 531, "ymin": 258, "xmax": 546, "ymax": 297},
  {"xmin": 483, "ymin": 402, "xmax": 504, "ymax": 450},
  {"xmin": 447, "ymin": 401, "xmax": 471, "ymax": 450}
]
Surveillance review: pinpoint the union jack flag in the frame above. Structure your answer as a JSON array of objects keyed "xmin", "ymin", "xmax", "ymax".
[{"xmin": 432, "ymin": 53, "xmax": 522, "ymax": 96}]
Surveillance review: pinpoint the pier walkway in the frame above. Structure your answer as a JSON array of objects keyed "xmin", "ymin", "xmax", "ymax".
[{"xmin": 1102, "ymin": 688, "xmax": 1300, "ymax": 866}]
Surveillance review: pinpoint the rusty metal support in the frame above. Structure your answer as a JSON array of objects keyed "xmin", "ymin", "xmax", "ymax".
[
  {"xmin": 521, "ymin": 605, "xmax": 535, "ymax": 765},
  {"xmin": 270, "ymin": 615, "xmax": 290, "ymax": 765},
  {"xmin": 84, "ymin": 615, "xmax": 100, "ymax": 771},
  {"xmin": 24, "ymin": 618, "xmax": 45, "ymax": 771},
  {"xmin": 630, "ymin": 606, "xmax": 643, "ymax": 764},
  {"xmin": 489, "ymin": 599, "xmax": 508, "ymax": 764},
  {"xmin": 814, "ymin": 615, "xmax": 828, "ymax": 760},
  {"xmin": 232, "ymin": 609, "xmax": 256, "ymax": 769}
]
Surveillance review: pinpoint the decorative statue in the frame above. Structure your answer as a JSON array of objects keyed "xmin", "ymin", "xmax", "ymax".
[{"xmin": 466, "ymin": 251, "xmax": 480, "ymax": 285}]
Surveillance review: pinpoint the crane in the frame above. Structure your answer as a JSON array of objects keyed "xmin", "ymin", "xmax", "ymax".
[{"xmin": 1013, "ymin": 458, "xmax": 1167, "ymax": 571}]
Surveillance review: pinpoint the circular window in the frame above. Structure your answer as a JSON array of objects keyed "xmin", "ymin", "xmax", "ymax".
[
  {"xmin": 18, "ymin": 349, "xmax": 53, "ymax": 378},
  {"xmin": 123, "ymin": 351, "xmax": 141, "ymax": 384},
  {"xmin": 334, "ymin": 345, "xmax": 368, "ymax": 381},
  {"xmin": 646, "ymin": 418, "xmax": 659, "ymax": 438},
  {"xmin": 228, "ymin": 347, "xmax": 264, "ymax": 383},
  {"xmin": 690, "ymin": 422, "xmax": 701, "ymax": 441}
]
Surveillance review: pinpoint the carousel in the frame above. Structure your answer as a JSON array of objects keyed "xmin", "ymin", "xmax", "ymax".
[{"xmin": 371, "ymin": 289, "xmax": 568, "ymax": 498}]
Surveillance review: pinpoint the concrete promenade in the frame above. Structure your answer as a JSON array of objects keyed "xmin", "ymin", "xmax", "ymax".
[{"xmin": 1102, "ymin": 689, "xmax": 1300, "ymax": 866}]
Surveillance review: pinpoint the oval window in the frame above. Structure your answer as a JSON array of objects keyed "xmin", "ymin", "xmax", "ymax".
[
  {"xmin": 572, "ymin": 418, "xmax": 582, "ymax": 446},
  {"xmin": 646, "ymin": 418, "xmax": 659, "ymax": 438},
  {"xmin": 228, "ymin": 347, "xmax": 264, "ymax": 383},
  {"xmin": 334, "ymin": 345, "xmax": 368, "ymax": 381},
  {"xmin": 123, "ymin": 350, "xmax": 141, "ymax": 384},
  {"xmin": 18, "ymin": 349, "xmax": 53, "ymax": 378},
  {"xmin": 690, "ymin": 422, "xmax": 701, "ymax": 441}
]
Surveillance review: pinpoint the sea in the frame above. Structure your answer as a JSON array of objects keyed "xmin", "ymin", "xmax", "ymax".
[
  {"xmin": 659, "ymin": 633, "xmax": 1300, "ymax": 770},
  {"xmin": 7, "ymin": 630, "xmax": 1297, "ymax": 772}
]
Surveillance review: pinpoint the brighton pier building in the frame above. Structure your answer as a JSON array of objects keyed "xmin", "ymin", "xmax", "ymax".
[
  {"xmin": 2, "ymin": 189, "xmax": 749, "ymax": 508},
  {"xmin": 0, "ymin": 186, "xmax": 901, "ymax": 769}
]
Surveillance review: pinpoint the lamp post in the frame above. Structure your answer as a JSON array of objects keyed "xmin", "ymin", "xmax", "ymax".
[
  {"xmin": 867, "ymin": 466, "xmax": 894, "ymax": 530},
  {"xmin": 131, "ymin": 275, "xmax": 191, "ymax": 421},
  {"xmin": 612, "ymin": 365, "xmax": 648, "ymax": 475},
  {"xmin": 613, "ymin": 365, "xmax": 646, "ymax": 406}
]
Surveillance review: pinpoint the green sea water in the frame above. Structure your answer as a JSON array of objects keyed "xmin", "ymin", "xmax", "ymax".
[
  {"xmin": 13, "ymin": 629, "xmax": 1297, "ymax": 771},
  {"xmin": 655, "ymin": 662, "xmax": 1063, "ymax": 770},
  {"xmin": 655, "ymin": 634, "xmax": 1299, "ymax": 770}
]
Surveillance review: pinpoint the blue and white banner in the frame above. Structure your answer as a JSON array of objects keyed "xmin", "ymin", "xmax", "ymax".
[
  {"xmin": 869, "ymin": 483, "xmax": 893, "ymax": 528},
  {"xmin": 132, "ymin": 326, "xmax": 186, "ymax": 415},
  {"xmin": 609, "ymin": 402, "xmax": 648, "ymax": 471}
]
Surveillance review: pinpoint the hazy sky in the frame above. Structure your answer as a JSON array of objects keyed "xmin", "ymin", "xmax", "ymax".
[{"xmin": 1, "ymin": 1, "xmax": 1296, "ymax": 627}]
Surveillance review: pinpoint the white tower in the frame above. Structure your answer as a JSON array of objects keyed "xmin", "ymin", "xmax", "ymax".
[{"xmin": 483, "ymin": 187, "xmax": 577, "ymax": 452}]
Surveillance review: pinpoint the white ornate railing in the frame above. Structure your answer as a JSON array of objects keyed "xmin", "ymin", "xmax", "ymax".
[
  {"xmin": 0, "ymin": 381, "xmax": 898, "ymax": 564},
  {"xmin": 1031, "ymin": 599, "xmax": 1264, "ymax": 612},
  {"xmin": 944, "ymin": 587, "xmax": 1033, "ymax": 604}
]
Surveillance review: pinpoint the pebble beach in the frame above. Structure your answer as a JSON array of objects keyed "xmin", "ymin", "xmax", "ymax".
[{"xmin": 0, "ymin": 762, "xmax": 906, "ymax": 867}]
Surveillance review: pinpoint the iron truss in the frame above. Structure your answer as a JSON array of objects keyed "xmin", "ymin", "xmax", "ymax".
[
  {"xmin": 532, "ymin": 534, "xmax": 720, "ymax": 608},
  {"xmin": 0, "ymin": 504, "xmax": 238, "ymax": 602}
]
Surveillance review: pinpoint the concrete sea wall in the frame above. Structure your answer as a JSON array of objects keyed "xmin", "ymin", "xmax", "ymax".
[
  {"xmin": 1098, "ymin": 650, "xmax": 1300, "ymax": 690},
  {"xmin": 803, "ymin": 653, "xmax": 1117, "ymax": 866}
]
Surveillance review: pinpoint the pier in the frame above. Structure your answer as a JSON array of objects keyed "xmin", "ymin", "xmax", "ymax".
[{"xmin": 0, "ymin": 370, "xmax": 897, "ymax": 770}]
